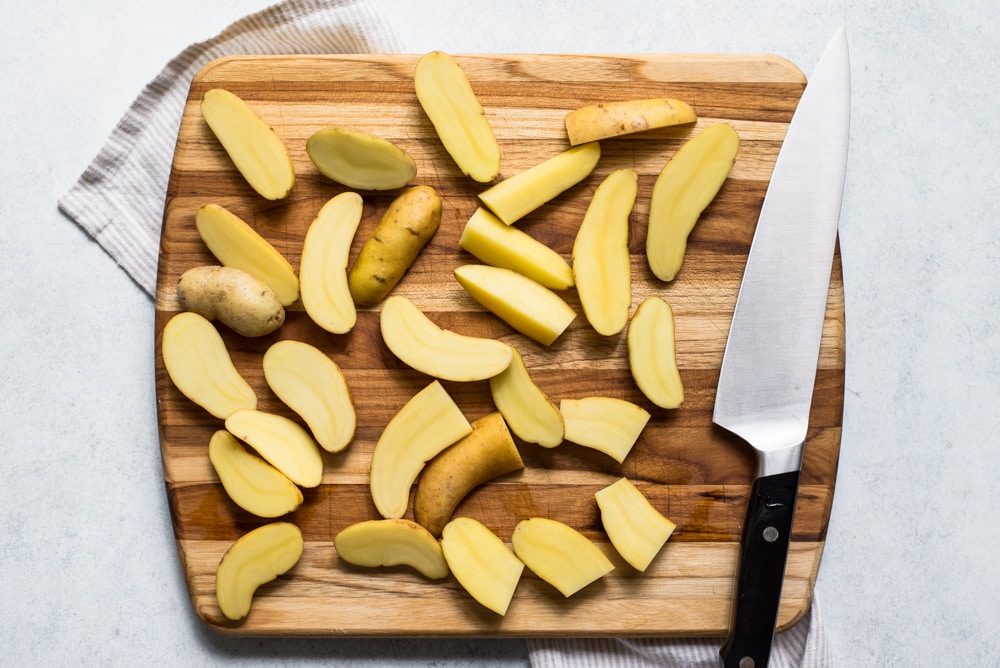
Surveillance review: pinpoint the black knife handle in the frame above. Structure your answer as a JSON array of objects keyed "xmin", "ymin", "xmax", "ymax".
[{"xmin": 720, "ymin": 470, "xmax": 800, "ymax": 668}]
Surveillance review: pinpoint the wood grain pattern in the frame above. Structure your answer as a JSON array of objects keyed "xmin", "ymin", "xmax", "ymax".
[{"xmin": 154, "ymin": 54, "xmax": 843, "ymax": 637}]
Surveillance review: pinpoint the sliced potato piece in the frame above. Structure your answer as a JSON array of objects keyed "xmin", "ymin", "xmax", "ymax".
[
  {"xmin": 195, "ymin": 204, "xmax": 299, "ymax": 306},
  {"xmin": 560, "ymin": 396, "xmax": 650, "ymax": 463},
  {"xmin": 225, "ymin": 409, "xmax": 324, "ymax": 489},
  {"xmin": 379, "ymin": 294, "xmax": 513, "ymax": 382},
  {"xmin": 334, "ymin": 519, "xmax": 449, "ymax": 579},
  {"xmin": 208, "ymin": 430, "xmax": 303, "ymax": 518},
  {"xmin": 511, "ymin": 517, "xmax": 614, "ymax": 597},
  {"xmin": 490, "ymin": 347, "xmax": 564, "ymax": 448},
  {"xmin": 300, "ymin": 192, "xmax": 364, "ymax": 334},
  {"xmin": 161, "ymin": 312, "xmax": 257, "ymax": 419},
  {"xmin": 414, "ymin": 51, "xmax": 501, "ymax": 183},
  {"xmin": 646, "ymin": 123, "xmax": 739, "ymax": 281},
  {"xmin": 441, "ymin": 517, "xmax": 524, "ymax": 616},
  {"xmin": 262, "ymin": 340, "xmax": 355, "ymax": 453},
  {"xmin": 306, "ymin": 127, "xmax": 416, "ymax": 190},
  {"xmin": 565, "ymin": 97, "xmax": 696, "ymax": 145},
  {"xmin": 215, "ymin": 522, "xmax": 303, "ymax": 621},
  {"xmin": 369, "ymin": 381, "xmax": 473, "ymax": 519},
  {"xmin": 595, "ymin": 477, "xmax": 676, "ymax": 572},
  {"xmin": 453, "ymin": 264, "xmax": 576, "ymax": 346},
  {"xmin": 627, "ymin": 297, "xmax": 684, "ymax": 409},
  {"xmin": 200, "ymin": 88, "xmax": 295, "ymax": 200},
  {"xmin": 572, "ymin": 168, "xmax": 638, "ymax": 336},
  {"xmin": 478, "ymin": 142, "xmax": 601, "ymax": 225},
  {"xmin": 348, "ymin": 185, "xmax": 442, "ymax": 307},
  {"xmin": 414, "ymin": 412, "xmax": 523, "ymax": 536},
  {"xmin": 459, "ymin": 208, "xmax": 574, "ymax": 290}
]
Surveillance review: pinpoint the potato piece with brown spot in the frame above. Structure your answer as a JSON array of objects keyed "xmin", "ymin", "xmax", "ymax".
[
  {"xmin": 564, "ymin": 98, "xmax": 696, "ymax": 145},
  {"xmin": 347, "ymin": 185, "xmax": 442, "ymax": 306},
  {"xmin": 177, "ymin": 265, "xmax": 284, "ymax": 337}
]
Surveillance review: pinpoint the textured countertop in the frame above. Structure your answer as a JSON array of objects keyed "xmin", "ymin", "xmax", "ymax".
[{"xmin": 2, "ymin": 1, "xmax": 998, "ymax": 665}]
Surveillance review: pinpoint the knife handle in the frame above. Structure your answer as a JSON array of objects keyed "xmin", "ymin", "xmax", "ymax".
[{"xmin": 720, "ymin": 470, "xmax": 800, "ymax": 668}]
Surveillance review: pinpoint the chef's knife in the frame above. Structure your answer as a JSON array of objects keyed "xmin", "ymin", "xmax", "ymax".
[{"xmin": 715, "ymin": 28, "xmax": 850, "ymax": 668}]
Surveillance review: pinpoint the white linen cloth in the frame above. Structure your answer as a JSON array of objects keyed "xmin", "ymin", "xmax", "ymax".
[{"xmin": 57, "ymin": 1, "xmax": 829, "ymax": 664}]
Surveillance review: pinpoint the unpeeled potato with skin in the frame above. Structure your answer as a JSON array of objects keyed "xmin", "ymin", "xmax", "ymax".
[
  {"xmin": 348, "ymin": 185, "xmax": 442, "ymax": 306},
  {"xmin": 414, "ymin": 412, "xmax": 524, "ymax": 536},
  {"xmin": 177, "ymin": 265, "xmax": 284, "ymax": 337}
]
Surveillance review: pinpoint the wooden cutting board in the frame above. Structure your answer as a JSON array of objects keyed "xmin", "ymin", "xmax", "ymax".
[{"xmin": 154, "ymin": 53, "xmax": 843, "ymax": 637}]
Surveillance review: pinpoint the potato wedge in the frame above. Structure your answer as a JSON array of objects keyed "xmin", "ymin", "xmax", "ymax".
[
  {"xmin": 489, "ymin": 347, "xmax": 564, "ymax": 448},
  {"xmin": 369, "ymin": 381, "xmax": 473, "ymax": 519},
  {"xmin": 300, "ymin": 192, "xmax": 364, "ymax": 334},
  {"xmin": 379, "ymin": 295, "xmax": 513, "ymax": 382},
  {"xmin": 262, "ymin": 340, "xmax": 356, "ymax": 453},
  {"xmin": 195, "ymin": 204, "xmax": 299, "ymax": 306},
  {"xmin": 215, "ymin": 522, "xmax": 303, "ymax": 621},
  {"xmin": 200, "ymin": 88, "xmax": 295, "ymax": 200},
  {"xmin": 306, "ymin": 127, "xmax": 416, "ymax": 190},
  {"xmin": 595, "ymin": 477, "xmax": 675, "ymax": 572},
  {"xmin": 511, "ymin": 517, "xmax": 614, "ymax": 597},
  {"xmin": 161, "ymin": 312, "xmax": 257, "ymax": 420},
  {"xmin": 441, "ymin": 517, "xmax": 524, "ymax": 616},
  {"xmin": 334, "ymin": 519, "xmax": 449, "ymax": 579},
  {"xmin": 478, "ymin": 142, "xmax": 601, "ymax": 225},
  {"xmin": 565, "ymin": 97, "xmax": 696, "ymax": 145},
  {"xmin": 453, "ymin": 264, "xmax": 576, "ymax": 346},
  {"xmin": 459, "ymin": 208, "xmax": 574, "ymax": 290},
  {"xmin": 572, "ymin": 168, "xmax": 638, "ymax": 336},
  {"xmin": 208, "ymin": 430, "xmax": 303, "ymax": 518},
  {"xmin": 560, "ymin": 396, "xmax": 650, "ymax": 463},
  {"xmin": 646, "ymin": 123, "xmax": 739, "ymax": 281},
  {"xmin": 627, "ymin": 297, "xmax": 684, "ymax": 409},
  {"xmin": 348, "ymin": 185, "xmax": 441, "ymax": 307},
  {"xmin": 225, "ymin": 409, "xmax": 324, "ymax": 489},
  {"xmin": 414, "ymin": 51, "xmax": 501, "ymax": 182}
]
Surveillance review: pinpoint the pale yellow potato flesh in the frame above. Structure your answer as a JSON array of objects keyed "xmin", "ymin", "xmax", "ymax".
[
  {"xmin": 225, "ymin": 409, "xmax": 324, "ymax": 489},
  {"xmin": 441, "ymin": 517, "xmax": 524, "ymax": 616},
  {"xmin": 194, "ymin": 203, "xmax": 299, "ymax": 306},
  {"xmin": 627, "ymin": 297, "xmax": 684, "ymax": 409},
  {"xmin": 595, "ymin": 477, "xmax": 676, "ymax": 572},
  {"xmin": 379, "ymin": 295, "xmax": 513, "ymax": 382},
  {"xmin": 453, "ymin": 264, "xmax": 576, "ymax": 346},
  {"xmin": 369, "ymin": 381, "xmax": 473, "ymax": 519},
  {"xmin": 564, "ymin": 97, "xmax": 697, "ymax": 145},
  {"xmin": 334, "ymin": 519, "xmax": 450, "ymax": 579},
  {"xmin": 511, "ymin": 517, "xmax": 614, "ymax": 598},
  {"xmin": 200, "ymin": 88, "xmax": 295, "ymax": 201},
  {"xmin": 414, "ymin": 412, "xmax": 524, "ymax": 537},
  {"xmin": 300, "ymin": 192, "xmax": 364, "ymax": 334},
  {"xmin": 215, "ymin": 522, "xmax": 303, "ymax": 621},
  {"xmin": 161, "ymin": 312, "xmax": 257, "ymax": 420},
  {"xmin": 489, "ymin": 347, "xmax": 564, "ymax": 448},
  {"xmin": 646, "ymin": 123, "xmax": 740, "ymax": 281},
  {"xmin": 414, "ymin": 51, "xmax": 501, "ymax": 183},
  {"xmin": 559, "ymin": 396, "xmax": 651, "ymax": 464},
  {"xmin": 478, "ymin": 142, "xmax": 601, "ymax": 225},
  {"xmin": 262, "ymin": 340, "xmax": 356, "ymax": 453},
  {"xmin": 208, "ymin": 430, "xmax": 303, "ymax": 518},
  {"xmin": 458, "ymin": 208, "xmax": 574, "ymax": 290},
  {"xmin": 572, "ymin": 168, "xmax": 638, "ymax": 336},
  {"xmin": 306, "ymin": 127, "xmax": 417, "ymax": 190}
]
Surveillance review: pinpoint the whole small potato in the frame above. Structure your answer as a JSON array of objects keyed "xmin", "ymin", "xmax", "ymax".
[
  {"xmin": 348, "ymin": 185, "xmax": 442, "ymax": 306},
  {"xmin": 177, "ymin": 265, "xmax": 285, "ymax": 337}
]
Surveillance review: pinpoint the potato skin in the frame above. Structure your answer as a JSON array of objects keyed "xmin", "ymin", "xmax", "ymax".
[
  {"xmin": 348, "ymin": 185, "xmax": 442, "ymax": 306},
  {"xmin": 177, "ymin": 265, "xmax": 285, "ymax": 337}
]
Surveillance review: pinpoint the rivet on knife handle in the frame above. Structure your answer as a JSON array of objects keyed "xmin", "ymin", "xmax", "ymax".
[{"xmin": 719, "ymin": 470, "xmax": 799, "ymax": 668}]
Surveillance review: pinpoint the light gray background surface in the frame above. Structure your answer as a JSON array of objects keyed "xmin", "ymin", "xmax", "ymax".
[{"xmin": 2, "ymin": 0, "xmax": 998, "ymax": 665}]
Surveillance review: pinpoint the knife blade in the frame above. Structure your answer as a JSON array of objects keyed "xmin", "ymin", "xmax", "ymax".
[{"xmin": 714, "ymin": 28, "xmax": 850, "ymax": 668}]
